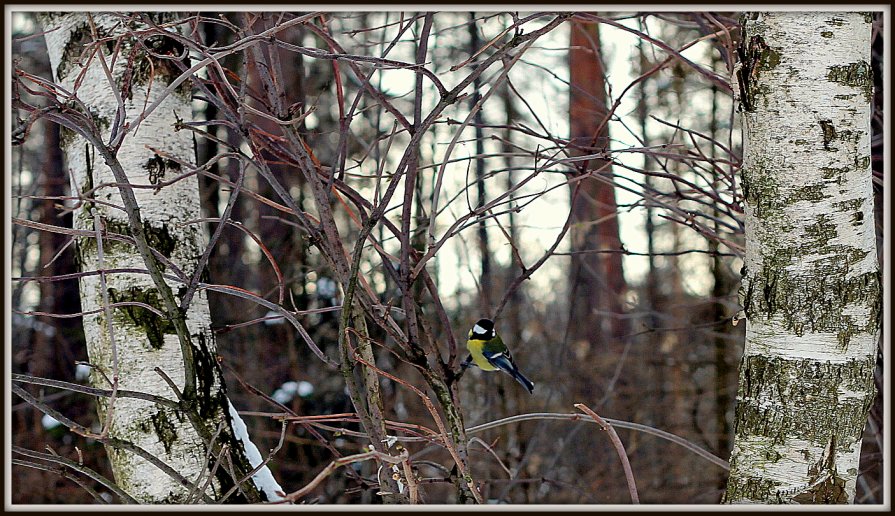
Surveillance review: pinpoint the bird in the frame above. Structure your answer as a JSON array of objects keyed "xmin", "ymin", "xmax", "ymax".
[{"xmin": 463, "ymin": 318, "xmax": 534, "ymax": 394}]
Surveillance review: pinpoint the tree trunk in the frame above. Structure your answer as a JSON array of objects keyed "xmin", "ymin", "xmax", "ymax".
[
  {"xmin": 32, "ymin": 119, "xmax": 84, "ymax": 383},
  {"xmin": 565, "ymin": 19, "xmax": 631, "ymax": 501},
  {"xmin": 40, "ymin": 13, "xmax": 282, "ymax": 503},
  {"xmin": 567, "ymin": 19, "xmax": 627, "ymax": 351},
  {"xmin": 725, "ymin": 12, "xmax": 878, "ymax": 504},
  {"xmin": 470, "ymin": 13, "xmax": 492, "ymax": 314}
]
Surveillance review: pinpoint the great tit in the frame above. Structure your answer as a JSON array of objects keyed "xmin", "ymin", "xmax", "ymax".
[{"xmin": 464, "ymin": 318, "xmax": 534, "ymax": 394}]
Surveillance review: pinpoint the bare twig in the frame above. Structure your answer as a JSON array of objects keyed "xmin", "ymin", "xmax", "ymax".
[
  {"xmin": 574, "ymin": 403, "xmax": 639, "ymax": 504},
  {"xmin": 281, "ymin": 448, "xmax": 409, "ymax": 503},
  {"xmin": 12, "ymin": 446, "xmax": 139, "ymax": 504}
]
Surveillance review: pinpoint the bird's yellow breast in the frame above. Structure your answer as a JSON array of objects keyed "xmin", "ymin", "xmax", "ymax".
[{"xmin": 467, "ymin": 338, "xmax": 499, "ymax": 371}]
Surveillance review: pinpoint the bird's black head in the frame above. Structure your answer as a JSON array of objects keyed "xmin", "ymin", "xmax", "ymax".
[{"xmin": 470, "ymin": 318, "xmax": 496, "ymax": 339}]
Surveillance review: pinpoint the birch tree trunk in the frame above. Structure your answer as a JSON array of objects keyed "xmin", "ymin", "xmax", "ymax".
[
  {"xmin": 40, "ymin": 12, "xmax": 282, "ymax": 503},
  {"xmin": 725, "ymin": 11, "xmax": 879, "ymax": 503}
]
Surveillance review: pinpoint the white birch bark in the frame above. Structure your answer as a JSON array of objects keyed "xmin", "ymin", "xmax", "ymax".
[
  {"xmin": 725, "ymin": 12, "xmax": 879, "ymax": 503},
  {"xmin": 40, "ymin": 12, "xmax": 282, "ymax": 503}
]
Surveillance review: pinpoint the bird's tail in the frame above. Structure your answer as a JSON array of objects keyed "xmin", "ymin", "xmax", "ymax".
[
  {"xmin": 491, "ymin": 354, "xmax": 535, "ymax": 394},
  {"xmin": 512, "ymin": 370, "xmax": 535, "ymax": 394}
]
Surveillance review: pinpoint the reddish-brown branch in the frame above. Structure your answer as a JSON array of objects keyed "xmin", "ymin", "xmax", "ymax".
[{"xmin": 574, "ymin": 403, "xmax": 640, "ymax": 504}]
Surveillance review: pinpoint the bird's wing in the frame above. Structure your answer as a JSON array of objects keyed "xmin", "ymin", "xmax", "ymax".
[
  {"xmin": 483, "ymin": 334, "xmax": 509, "ymax": 354},
  {"xmin": 482, "ymin": 348, "xmax": 510, "ymax": 361},
  {"xmin": 483, "ymin": 351, "xmax": 513, "ymax": 369},
  {"xmin": 482, "ymin": 348, "xmax": 519, "ymax": 371},
  {"xmin": 481, "ymin": 338, "xmax": 534, "ymax": 394},
  {"xmin": 482, "ymin": 335, "xmax": 514, "ymax": 363}
]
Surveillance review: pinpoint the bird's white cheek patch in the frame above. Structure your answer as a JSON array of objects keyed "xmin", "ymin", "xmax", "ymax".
[{"xmin": 473, "ymin": 324, "xmax": 486, "ymax": 334}]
